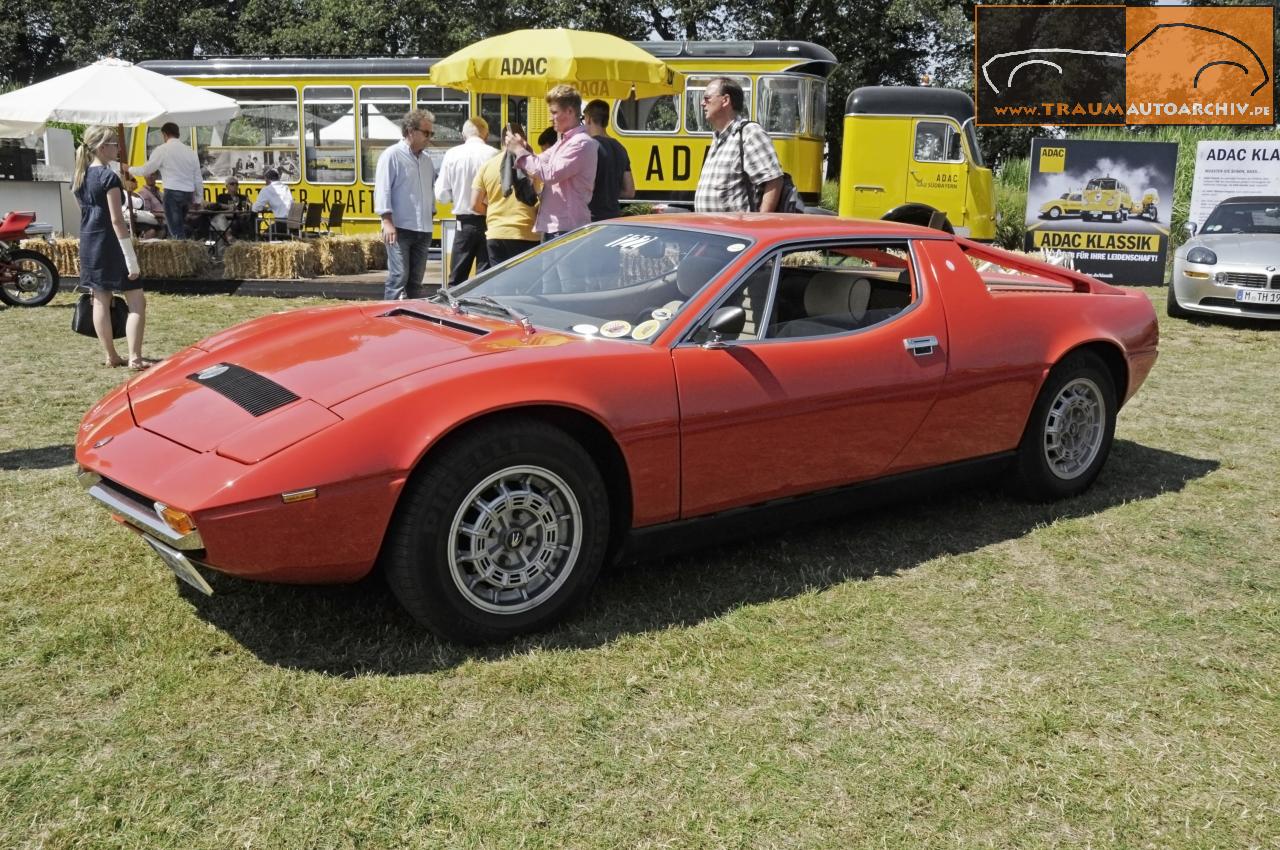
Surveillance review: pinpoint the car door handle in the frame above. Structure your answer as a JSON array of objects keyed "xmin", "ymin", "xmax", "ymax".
[
  {"xmin": 853, "ymin": 184, "xmax": 885, "ymax": 193},
  {"xmin": 903, "ymin": 336, "xmax": 939, "ymax": 356}
]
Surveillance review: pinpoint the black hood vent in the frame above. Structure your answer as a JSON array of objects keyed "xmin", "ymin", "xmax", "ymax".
[
  {"xmin": 188, "ymin": 363, "xmax": 299, "ymax": 417},
  {"xmin": 382, "ymin": 307, "xmax": 488, "ymax": 335}
]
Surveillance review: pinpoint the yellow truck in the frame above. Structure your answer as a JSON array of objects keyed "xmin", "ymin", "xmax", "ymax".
[
  {"xmin": 1081, "ymin": 176, "xmax": 1134, "ymax": 222},
  {"xmin": 838, "ymin": 86, "xmax": 996, "ymax": 241}
]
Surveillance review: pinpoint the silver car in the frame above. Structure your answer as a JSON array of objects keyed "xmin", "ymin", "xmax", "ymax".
[{"xmin": 1169, "ymin": 196, "xmax": 1280, "ymax": 320}]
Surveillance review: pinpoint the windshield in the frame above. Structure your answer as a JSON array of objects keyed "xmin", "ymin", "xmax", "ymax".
[
  {"xmin": 1202, "ymin": 202, "xmax": 1280, "ymax": 235},
  {"xmin": 1086, "ymin": 178, "xmax": 1116, "ymax": 191},
  {"xmin": 449, "ymin": 224, "xmax": 749, "ymax": 341}
]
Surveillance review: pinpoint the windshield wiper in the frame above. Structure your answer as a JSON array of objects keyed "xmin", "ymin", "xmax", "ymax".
[
  {"xmin": 427, "ymin": 288, "xmax": 460, "ymax": 310},
  {"xmin": 454, "ymin": 295, "xmax": 534, "ymax": 334}
]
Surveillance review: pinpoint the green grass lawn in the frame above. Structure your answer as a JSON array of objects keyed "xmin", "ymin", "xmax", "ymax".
[{"xmin": 2, "ymin": 292, "xmax": 1278, "ymax": 849}]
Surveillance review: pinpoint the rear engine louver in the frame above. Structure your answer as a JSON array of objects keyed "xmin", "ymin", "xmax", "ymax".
[{"xmin": 188, "ymin": 363, "xmax": 299, "ymax": 417}]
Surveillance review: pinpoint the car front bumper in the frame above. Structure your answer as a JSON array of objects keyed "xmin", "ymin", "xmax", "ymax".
[{"xmin": 1171, "ymin": 259, "xmax": 1280, "ymax": 320}]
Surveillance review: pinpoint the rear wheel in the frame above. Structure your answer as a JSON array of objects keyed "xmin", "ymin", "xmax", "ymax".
[
  {"xmin": 0, "ymin": 249, "xmax": 59, "ymax": 307},
  {"xmin": 384, "ymin": 421, "xmax": 610, "ymax": 644},
  {"xmin": 1012, "ymin": 351, "xmax": 1116, "ymax": 501}
]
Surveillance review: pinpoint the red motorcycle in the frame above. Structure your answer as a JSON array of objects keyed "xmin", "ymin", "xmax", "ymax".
[{"xmin": 0, "ymin": 210, "xmax": 59, "ymax": 307}]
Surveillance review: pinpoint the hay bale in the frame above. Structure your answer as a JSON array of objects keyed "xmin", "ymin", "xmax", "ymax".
[
  {"xmin": 313, "ymin": 236, "xmax": 367, "ymax": 276},
  {"xmin": 21, "ymin": 237, "xmax": 79, "ymax": 276},
  {"xmin": 137, "ymin": 240, "xmax": 207, "ymax": 278},
  {"xmin": 353, "ymin": 233, "xmax": 387, "ymax": 270},
  {"xmin": 223, "ymin": 241, "xmax": 320, "ymax": 279}
]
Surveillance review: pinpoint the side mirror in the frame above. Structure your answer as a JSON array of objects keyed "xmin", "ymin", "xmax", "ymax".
[
  {"xmin": 1185, "ymin": 222, "xmax": 1197, "ymax": 238},
  {"xmin": 702, "ymin": 305, "xmax": 746, "ymax": 349}
]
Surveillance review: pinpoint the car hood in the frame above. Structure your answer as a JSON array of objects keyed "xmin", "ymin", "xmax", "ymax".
[
  {"xmin": 127, "ymin": 302, "xmax": 507, "ymax": 453},
  {"xmin": 1185, "ymin": 233, "xmax": 1280, "ymax": 263}
]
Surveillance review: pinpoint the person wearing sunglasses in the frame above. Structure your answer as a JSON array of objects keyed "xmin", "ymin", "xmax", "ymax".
[{"xmin": 374, "ymin": 109, "xmax": 437, "ymax": 299}]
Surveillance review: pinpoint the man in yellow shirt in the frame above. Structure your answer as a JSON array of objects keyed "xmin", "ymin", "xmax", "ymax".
[{"xmin": 470, "ymin": 122, "xmax": 542, "ymax": 265}]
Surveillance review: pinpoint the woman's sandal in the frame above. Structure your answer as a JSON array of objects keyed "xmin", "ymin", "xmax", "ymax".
[{"xmin": 128, "ymin": 358, "xmax": 156, "ymax": 371}]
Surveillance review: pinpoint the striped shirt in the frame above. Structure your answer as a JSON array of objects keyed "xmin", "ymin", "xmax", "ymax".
[{"xmin": 694, "ymin": 117, "xmax": 783, "ymax": 213}]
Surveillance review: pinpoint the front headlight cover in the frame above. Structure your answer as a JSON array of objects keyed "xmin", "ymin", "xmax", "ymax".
[{"xmin": 1186, "ymin": 246, "xmax": 1218, "ymax": 265}]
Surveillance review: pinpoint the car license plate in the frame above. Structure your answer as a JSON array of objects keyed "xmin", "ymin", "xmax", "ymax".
[
  {"xmin": 143, "ymin": 536, "xmax": 214, "ymax": 596},
  {"xmin": 1236, "ymin": 289, "xmax": 1280, "ymax": 304}
]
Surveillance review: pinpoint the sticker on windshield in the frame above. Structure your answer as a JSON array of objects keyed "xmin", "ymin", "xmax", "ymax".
[
  {"xmin": 631, "ymin": 320, "xmax": 661, "ymax": 340},
  {"xmin": 661, "ymin": 300, "xmax": 683, "ymax": 314},
  {"xmin": 727, "ymin": 242, "xmax": 746, "ymax": 253},
  {"xmin": 600, "ymin": 320, "xmax": 632, "ymax": 338},
  {"xmin": 604, "ymin": 234, "xmax": 658, "ymax": 250},
  {"xmin": 651, "ymin": 308, "xmax": 673, "ymax": 321},
  {"xmin": 572, "ymin": 323, "xmax": 599, "ymax": 336}
]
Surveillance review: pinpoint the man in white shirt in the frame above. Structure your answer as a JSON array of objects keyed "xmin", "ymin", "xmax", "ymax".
[
  {"xmin": 374, "ymin": 109, "xmax": 436, "ymax": 300},
  {"xmin": 434, "ymin": 117, "xmax": 496, "ymax": 285},
  {"xmin": 133, "ymin": 122, "xmax": 204, "ymax": 239},
  {"xmin": 251, "ymin": 168, "xmax": 294, "ymax": 237}
]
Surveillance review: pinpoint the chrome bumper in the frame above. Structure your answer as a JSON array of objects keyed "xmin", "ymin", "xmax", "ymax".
[{"xmin": 77, "ymin": 469, "xmax": 205, "ymax": 550}]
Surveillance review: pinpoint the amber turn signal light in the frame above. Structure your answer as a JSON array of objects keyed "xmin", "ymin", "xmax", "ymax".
[{"xmin": 154, "ymin": 503, "xmax": 197, "ymax": 536}]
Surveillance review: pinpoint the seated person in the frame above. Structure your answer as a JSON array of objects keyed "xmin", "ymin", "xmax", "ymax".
[
  {"xmin": 209, "ymin": 178, "xmax": 254, "ymax": 240},
  {"xmin": 121, "ymin": 175, "xmax": 163, "ymax": 238},
  {"xmin": 252, "ymin": 168, "xmax": 294, "ymax": 237}
]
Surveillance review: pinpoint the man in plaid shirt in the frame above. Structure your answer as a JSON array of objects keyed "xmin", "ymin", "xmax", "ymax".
[{"xmin": 693, "ymin": 77, "xmax": 783, "ymax": 213}]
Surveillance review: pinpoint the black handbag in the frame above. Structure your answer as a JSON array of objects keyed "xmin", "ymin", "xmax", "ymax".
[{"xmin": 72, "ymin": 291, "xmax": 128, "ymax": 339}]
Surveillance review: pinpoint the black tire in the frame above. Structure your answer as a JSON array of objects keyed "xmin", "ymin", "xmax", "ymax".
[
  {"xmin": 384, "ymin": 420, "xmax": 610, "ymax": 644},
  {"xmin": 0, "ymin": 249, "xmax": 59, "ymax": 307},
  {"xmin": 1166, "ymin": 283, "xmax": 1193, "ymax": 319},
  {"xmin": 1011, "ymin": 351, "xmax": 1117, "ymax": 502}
]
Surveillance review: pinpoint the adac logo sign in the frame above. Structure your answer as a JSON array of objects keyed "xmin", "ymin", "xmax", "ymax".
[
  {"xmin": 500, "ymin": 57, "xmax": 549, "ymax": 76},
  {"xmin": 976, "ymin": 5, "xmax": 1275, "ymax": 127}
]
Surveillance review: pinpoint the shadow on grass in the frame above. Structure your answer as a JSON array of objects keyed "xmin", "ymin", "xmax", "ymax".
[
  {"xmin": 0, "ymin": 443, "xmax": 74, "ymax": 470},
  {"xmin": 182, "ymin": 439, "xmax": 1218, "ymax": 676}
]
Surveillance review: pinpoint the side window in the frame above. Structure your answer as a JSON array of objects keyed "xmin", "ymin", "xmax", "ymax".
[
  {"xmin": 302, "ymin": 85, "xmax": 355, "ymax": 184},
  {"xmin": 359, "ymin": 86, "xmax": 410, "ymax": 184},
  {"xmin": 685, "ymin": 74, "xmax": 752, "ymax": 134},
  {"xmin": 196, "ymin": 87, "xmax": 300, "ymax": 185},
  {"xmin": 418, "ymin": 86, "xmax": 471, "ymax": 168},
  {"xmin": 758, "ymin": 76, "xmax": 805, "ymax": 136},
  {"xmin": 615, "ymin": 95, "xmax": 680, "ymax": 134},
  {"xmin": 914, "ymin": 121, "xmax": 962, "ymax": 164},
  {"xmin": 807, "ymin": 78, "xmax": 827, "ymax": 138},
  {"xmin": 766, "ymin": 243, "xmax": 915, "ymax": 339},
  {"xmin": 690, "ymin": 257, "xmax": 777, "ymax": 345}
]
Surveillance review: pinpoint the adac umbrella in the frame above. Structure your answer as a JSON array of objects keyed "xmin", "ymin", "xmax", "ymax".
[
  {"xmin": 429, "ymin": 29, "xmax": 681, "ymax": 100},
  {"xmin": 0, "ymin": 57, "xmax": 239, "ymax": 132}
]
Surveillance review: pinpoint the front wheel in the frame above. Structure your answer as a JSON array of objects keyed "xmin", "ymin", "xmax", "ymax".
[
  {"xmin": 0, "ymin": 249, "xmax": 59, "ymax": 307},
  {"xmin": 1047, "ymin": 207, "xmax": 1062, "ymax": 220},
  {"xmin": 1011, "ymin": 351, "xmax": 1116, "ymax": 501},
  {"xmin": 384, "ymin": 421, "xmax": 610, "ymax": 643},
  {"xmin": 1166, "ymin": 283, "xmax": 1193, "ymax": 319}
]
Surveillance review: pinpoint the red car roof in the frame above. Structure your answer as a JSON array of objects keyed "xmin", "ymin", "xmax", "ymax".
[{"xmin": 625, "ymin": 213, "xmax": 955, "ymax": 241}]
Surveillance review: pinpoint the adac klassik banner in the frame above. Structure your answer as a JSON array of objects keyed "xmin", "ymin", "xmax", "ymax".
[
  {"xmin": 976, "ymin": 5, "xmax": 1275, "ymax": 126},
  {"xmin": 1023, "ymin": 138, "xmax": 1178, "ymax": 286}
]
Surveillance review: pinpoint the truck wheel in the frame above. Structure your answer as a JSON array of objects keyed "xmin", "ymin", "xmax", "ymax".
[
  {"xmin": 1011, "ymin": 351, "xmax": 1116, "ymax": 502},
  {"xmin": 384, "ymin": 421, "xmax": 610, "ymax": 644}
]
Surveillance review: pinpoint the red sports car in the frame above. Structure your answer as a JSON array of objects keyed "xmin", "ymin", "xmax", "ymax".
[{"xmin": 76, "ymin": 215, "xmax": 1158, "ymax": 643}]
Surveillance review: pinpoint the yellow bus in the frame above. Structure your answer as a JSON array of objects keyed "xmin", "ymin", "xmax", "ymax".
[{"xmin": 135, "ymin": 41, "xmax": 836, "ymax": 234}]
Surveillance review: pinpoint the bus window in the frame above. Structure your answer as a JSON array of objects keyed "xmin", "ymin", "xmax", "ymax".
[
  {"xmin": 196, "ymin": 87, "xmax": 300, "ymax": 184},
  {"xmin": 758, "ymin": 76, "xmax": 805, "ymax": 136},
  {"xmin": 807, "ymin": 78, "xmax": 827, "ymax": 137},
  {"xmin": 479, "ymin": 94, "xmax": 502, "ymax": 144},
  {"xmin": 685, "ymin": 74, "xmax": 751, "ymax": 134},
  {"xmin": 303, "ymin": 86, "xmax": 355, "ymax": 185},
  {"xmin": 360, "ymin": 85, "xmax": 410, "ymax": 184},
  {"xmin": 508, "ymin": 97, "xmax": 528, "ymax": 139},
  {"xmin": 418, "ymin": 86, "xmax": 471, "ymax": 147},
  {"xmin": 614, "ymin": 95, "xmax": 680, "ymax": 134}
]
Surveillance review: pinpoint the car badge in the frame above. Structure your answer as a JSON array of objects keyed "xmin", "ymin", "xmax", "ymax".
[
  {"xmin": 1268, "ymin": 266, "xmax": 1277, "ymax": 272},
  {"xmin": 196, "ymin": 364, "xmax": 230, "ymax": 380},
  {"xmin": 93, "ymin": 436, "xmax": 113, "ymax": 449}
]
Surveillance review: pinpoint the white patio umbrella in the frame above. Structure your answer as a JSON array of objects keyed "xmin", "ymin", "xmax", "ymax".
[
  {"xmin": 0, "ymin": 57, "xmax": 239, "ymax": 131},
  {"xmin": 0, "ymin": 57, "xmax": 239, "ymax": 232}
]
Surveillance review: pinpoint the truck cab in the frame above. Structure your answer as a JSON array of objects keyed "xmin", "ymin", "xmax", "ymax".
[
  {"xmin": 838, "ymin": 86, "xmax": 996, "ymax": 241},
  {"xmin": 1082, "ymin": 176, "xmax": 1133, "ymax": 222}
]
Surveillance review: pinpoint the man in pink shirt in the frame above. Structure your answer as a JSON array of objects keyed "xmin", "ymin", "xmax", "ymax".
[{"xmin": 505, "ymin": 84, "xmax": 598, "ymax": 241}]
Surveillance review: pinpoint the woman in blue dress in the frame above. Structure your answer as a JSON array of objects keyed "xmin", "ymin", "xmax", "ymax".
[{"xmin": 73, "ymin": 125, "xmax": 150, "ymax": 369}]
